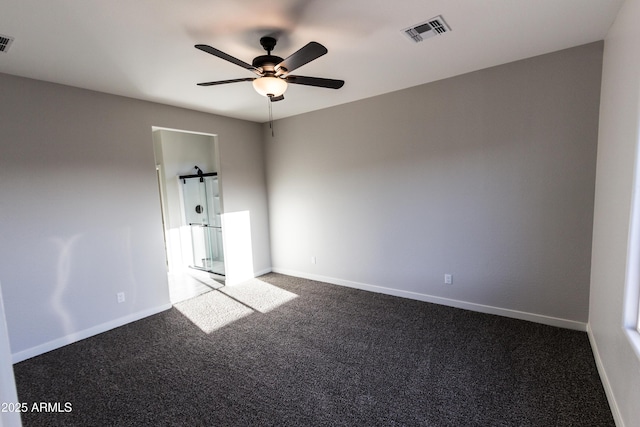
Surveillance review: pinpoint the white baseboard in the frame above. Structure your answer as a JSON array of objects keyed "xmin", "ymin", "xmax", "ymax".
[
  {"xmin": 12, "ymin": 303, "xmax": 172, "ymax": 364},
  {"xmin": 272, "ymin": 268, "xmax": 587, "ymax": 331},
  {"xmin": 587, "ymin": 324, "xmax": 624, "ymax": 427},
  {"xmin": 254, "ymin": 267, "xmax": 273, "ymax": 277}
]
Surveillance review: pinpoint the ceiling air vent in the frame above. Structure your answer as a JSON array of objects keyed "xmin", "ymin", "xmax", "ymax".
[
  {"xmin": 402, "ymin": 15, "xmax": 451, "ymax": 43},
  {"xmin": 0, "ymin": 35, "xmax": 14, "ymax": 53}
]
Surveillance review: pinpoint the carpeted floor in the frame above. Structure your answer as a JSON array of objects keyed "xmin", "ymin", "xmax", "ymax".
[{"xmin": 13, "ymin": 273, "xmax": 614, "ymax": 426}]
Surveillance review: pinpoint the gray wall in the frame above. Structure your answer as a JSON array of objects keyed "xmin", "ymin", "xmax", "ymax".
[
  {"xmin": 265, "ymin": 42, "xmax": 603, "ymax": 328},
  {"xmin": 0, "ymin": 73, "xmax": 270, "ymax": 360},
  {"xmin": 589, "ymin": 0, "xmax": 640, "ymax": 424}
]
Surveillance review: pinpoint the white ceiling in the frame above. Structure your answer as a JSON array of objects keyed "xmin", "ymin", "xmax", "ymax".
[{"xmin": 0, "ymin": 0, "xmax": 623, "ymax": 123}]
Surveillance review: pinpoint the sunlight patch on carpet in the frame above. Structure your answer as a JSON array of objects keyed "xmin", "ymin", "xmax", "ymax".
[
  {"xmin": 219, "ymin": 278, "xmax": 298, "ymax": 313},
  {"xmin": 174, "ymin": 278, "xmax": 298, "ymax": 333},
  {"xmin": 174, "ymin": 291, "xmax": 253, "ymax": 333}
]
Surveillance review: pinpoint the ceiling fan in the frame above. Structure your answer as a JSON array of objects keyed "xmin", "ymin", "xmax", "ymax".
[{"xmin": 195, "ymin": 36, "xmax": 344, "ymax": 102}]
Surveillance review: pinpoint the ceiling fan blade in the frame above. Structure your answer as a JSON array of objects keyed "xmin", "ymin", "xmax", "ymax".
[
  {"xmin": 275, "ymin": 42, "xmax": 327, "ymax": 74},
  {"xmin": 269, "ymin": 95, "xmax": 285, "ymax": 102},
  {"xmin": 286, "ymin": 75, "xmax": 345, "ymax": 89},
  {"xmin": 195, "ymin": 44, "xmax": 262, "ymax": 75},
  {"xmin": 197, "ymin": 78, "xmax": 255, "ymax": 86}
]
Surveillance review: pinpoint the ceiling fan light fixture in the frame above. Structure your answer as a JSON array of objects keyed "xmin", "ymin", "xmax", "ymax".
[{"xmin": 252, "ymin": 76, "xmax": 288, "ymax": 97}]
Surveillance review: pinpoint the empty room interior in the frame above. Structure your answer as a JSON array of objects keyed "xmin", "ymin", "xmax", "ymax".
[{"xmin": 1, "ymin": 1, "xmax": 640, "ymax": 426}]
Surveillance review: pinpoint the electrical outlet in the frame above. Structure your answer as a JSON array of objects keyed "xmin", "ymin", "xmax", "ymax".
[
  {"xmin": 117, "ymin": 292, "xmax": 125, "ymax": 303},
  {"xmin": 444, "ymin": 274, "xmax": 452, "ymax": 285},
  {"xmin": 311, "ymin": 256, "xmax": 317, "ymax": 264}
]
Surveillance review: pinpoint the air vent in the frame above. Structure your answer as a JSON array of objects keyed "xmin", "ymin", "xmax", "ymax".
[
  {"xmin": 0, "ymin": 35, "xmax": 14, "ymax": 53},
  {"xmin": 402, "ymin": 15, "xmax": 451, "ymax": 43}
]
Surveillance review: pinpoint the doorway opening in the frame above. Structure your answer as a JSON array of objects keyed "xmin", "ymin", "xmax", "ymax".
[{"xmin": 152, "ymin": 127, "xmax": 225, "ymax": 303}]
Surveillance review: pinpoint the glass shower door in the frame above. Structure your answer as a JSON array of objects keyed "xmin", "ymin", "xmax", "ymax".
[{"xmin": 182, "ymin": 174, "xmax": 225, "ymax": 276}]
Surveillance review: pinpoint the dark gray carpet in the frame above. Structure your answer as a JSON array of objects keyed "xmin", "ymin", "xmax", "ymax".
[{"xmin": 14, "ymin": 273, "xmax": 614, "ymax": 426}]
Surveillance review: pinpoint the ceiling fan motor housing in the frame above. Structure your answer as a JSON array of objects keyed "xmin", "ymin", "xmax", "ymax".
[
  {"xmin": 255, "ymin": 36, "xmax": 287, "ymax": 74},
  {"xmin": 252, "ymin": 55, "xmax": 284, "ymax": 72}
]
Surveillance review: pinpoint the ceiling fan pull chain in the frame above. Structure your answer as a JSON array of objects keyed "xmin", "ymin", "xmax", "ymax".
[{"xmin": 268, "ymin": 97, "xmax": 274, "ymax": 137}]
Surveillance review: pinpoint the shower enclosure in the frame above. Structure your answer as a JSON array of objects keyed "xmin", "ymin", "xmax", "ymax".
[{"xmin": 180, "ymin": 171, "xmax": 225, "ymax": 277}]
